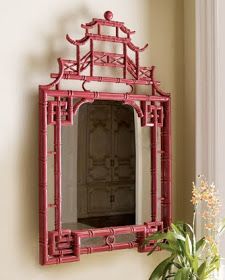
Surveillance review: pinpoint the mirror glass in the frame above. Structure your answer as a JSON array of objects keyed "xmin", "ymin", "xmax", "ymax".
[{"xmin": 61, "ymin": 100, "xmax": 136, "ymax": 231}]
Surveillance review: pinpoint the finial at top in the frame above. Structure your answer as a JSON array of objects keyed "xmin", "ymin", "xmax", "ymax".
[{"xmin": 104, "ymin": 11, "xmax": 113, "ymax": 21}]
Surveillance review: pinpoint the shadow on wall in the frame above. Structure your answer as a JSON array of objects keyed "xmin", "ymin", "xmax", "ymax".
[{"xmin": 19, "ymin": 5, "xmax": 93, "ymax": 266}]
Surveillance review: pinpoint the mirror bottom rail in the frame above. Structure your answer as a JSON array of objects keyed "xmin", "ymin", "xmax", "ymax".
[{"xmin": 42, "ymin": 221, "xmax": 163, "ymax": 265}]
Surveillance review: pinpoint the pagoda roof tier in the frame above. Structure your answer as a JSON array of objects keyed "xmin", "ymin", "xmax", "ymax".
[
  {"xmin": 66, "ymin": 33, "xmax": 148, "ymax": 52},
  {"xmin": 81, "ymin": 18, "xmax": 135, "ymax": 36},
  {"xmin": 42, "ymin": 11, "xmax": 169, "ymax": 98},
  {"xmin": 65, "ymin": 11, "xmax": 148, "ymax": 52}
]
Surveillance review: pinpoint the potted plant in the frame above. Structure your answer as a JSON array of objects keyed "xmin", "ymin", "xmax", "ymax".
[{"xmin": 147, "ymin": 176, "xmax": 224, "ymax": 280}]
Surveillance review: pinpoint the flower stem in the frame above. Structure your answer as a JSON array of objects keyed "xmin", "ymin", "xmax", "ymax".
[{"xmin": 193, "ymin": 208, "xmax": 196, "ymax": 232}]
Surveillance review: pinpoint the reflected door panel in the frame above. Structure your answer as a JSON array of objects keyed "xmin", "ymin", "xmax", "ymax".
[
  {"xmin": 112, "ymin": 105, "xmax": 135, "ymax": 182},
  {"xmin": 87, "ymin": 104, "xmax": 112, "ymax": 183},
  {"xmin": 111, "ymin": 185, "xmax": 135, "ymax": 212},
  {"xmin": 87, "ymin": 185, "xmax": 112, "ymax": 214},
  {"xmin": 77, "ymin": 101, "xmax": 135, "ymax": 228}
]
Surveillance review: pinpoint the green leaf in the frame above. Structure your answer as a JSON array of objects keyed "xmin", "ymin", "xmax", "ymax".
[
  {"xmin": 204, "ymin": 256, "xmax": 219, "ymax": 278},
  {"xmin": 192, "ymin": 256, "xmax": 198, "ymax": 273},
  {"xmin": 185, "ymin": 234, "xmax": 193, "ymax": 257},
  {"xmin": 207, "ymin": 255, "xmax": 220, "ymax": 274},
  {"xmin": 147, "ymin": 244, "xmax": 159, "ymax": 256},
  {"xmin": 166, "ymin": 231, "xmax": 177, "ymax": 242},
  {"xmin": 168, "ymin": 240, "xmax": 182, "ymax": 253},
  {"xmin": 170, "ymin": 224, "xmax": 186, "ymax": 241},
  {"xmin": 173, "ymin": 262, "xmax": 182, "ymax": 269},
  {"xmin": 162, "ymin": 262, "xmax": 174, "ymax": 280},
  {"xmin": 174, "ymin": 268, "xmax": 190, "ymax": 280},
  {"xmin": 196, "ymin": 237, "xmax": 205, "ymax": 251},
  {"xmin": 173, "ymin": 222, "xmax": 186, "ymax": 235},
  {"xmin": 164, "ymin": 275, "xmax": 176, "ymax": 279},
  {"xmin": 183, "ymin": 223, "xmax": 194, "ymax": 235},
  {"xmin": 175, "ymin": 222, "xmax": 194, "ymax": 236},
  {"xmin": 197, "ymin": 261, "xmax": 207, "ymax": 279},
  {"xmin": 171, "ymin": 224, "xmax": 184, "ymax": 235},
  {"xmin": 147, "ymin": 241, "xmax": 173, "ymax": 256},
  {"xmin": 146, "ymin": 232, "xmax": 168, "ymax": 242},
  {"xmin": 149, "ymin": 256, "xmax": 174, "ymax": 280},
  {"xmin": 158, "ymin": 242, "xmax": 178, "ymax": 253},
  {"xmin": 192, "ymin": 231, "xmax": 196, "ymax": 256},
  {"xmin": 175, "ymin": 239, "xmax": 186, "ymax": 257}
]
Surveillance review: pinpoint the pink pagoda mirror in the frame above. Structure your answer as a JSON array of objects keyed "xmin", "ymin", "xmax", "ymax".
[{"xmin": 39, "ymin": 11, "xmax": 172, "ymax": 265}]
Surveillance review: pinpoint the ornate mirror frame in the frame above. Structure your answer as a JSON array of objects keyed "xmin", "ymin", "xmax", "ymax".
[{"xmin": 39, "ymin": 11, "xmax": 172, "ymax": 265}]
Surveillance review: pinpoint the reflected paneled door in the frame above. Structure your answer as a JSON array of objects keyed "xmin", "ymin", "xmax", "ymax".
[
  {"xmin": 78, "ymin": 101, "xmax": 135, "ymax": 223},
  {"xmin": 111, "ymin": 105, "xmax": 135, "ymax": 213}
]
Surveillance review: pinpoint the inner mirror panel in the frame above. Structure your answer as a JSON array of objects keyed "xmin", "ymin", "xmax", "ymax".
[{"xmin": 62, "ymin": 100, "xmax": 136, "ymax": 230}]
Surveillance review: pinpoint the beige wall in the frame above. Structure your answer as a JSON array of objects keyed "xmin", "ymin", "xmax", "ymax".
[
  {"xmin": 149, "ymin": 0, "xmax": 185, "ymax": 222},
  {"xmin": 0, "ymin": 0, "xmax": 195, "ymax": 279},
  {"xmin": 183, "ymin": 0, "xmax": 196, "ymax": 223}
]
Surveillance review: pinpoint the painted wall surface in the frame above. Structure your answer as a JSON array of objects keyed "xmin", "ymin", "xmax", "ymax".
[
  {"xmin": 0, "ymin": 0, "xmax": 194, "ymax": 279},
  {"xmin": 183, "ymin": 0, "xmax": 196, "ymax": 223}
]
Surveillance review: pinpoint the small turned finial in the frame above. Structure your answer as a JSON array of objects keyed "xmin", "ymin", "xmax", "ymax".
[{"xmin": 104, "ymin": 11, "xmax": 113, "ymax": 21}]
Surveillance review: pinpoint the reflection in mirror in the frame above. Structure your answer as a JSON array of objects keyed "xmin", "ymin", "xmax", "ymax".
[
  {"xmin": 62, "ymin": 100, "xmax": 136, "ymax": 231},
  {"xmin": 80, "ymin": 233, "xmax": 136, "ymax": 248}
]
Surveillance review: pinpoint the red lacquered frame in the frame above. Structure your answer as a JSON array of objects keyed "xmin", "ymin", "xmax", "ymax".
[{"xmin": 39, "ymin": 11, "xmax": 172, "ymax": 265}]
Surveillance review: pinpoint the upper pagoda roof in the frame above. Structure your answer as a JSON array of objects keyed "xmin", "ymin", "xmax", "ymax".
[
  {"xmin": 81, "ymin": 11, "xmax": 136, "ymax": 36},
  {"xmin": 66, "ymin": 11, "xmax": 148, "ymax": 52}
]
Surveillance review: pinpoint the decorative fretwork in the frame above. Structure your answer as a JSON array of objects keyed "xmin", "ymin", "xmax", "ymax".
[
  {"xmin": 47, "ymin": 98, "xmax": 73, "ymax": 126},
  {"xmin": 47, "ymin": 222, "xmax": 162, "ymax": 264},
  {"xmin": 141, "ymin": 101, "xmax": 164, "ymax": 127}
]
